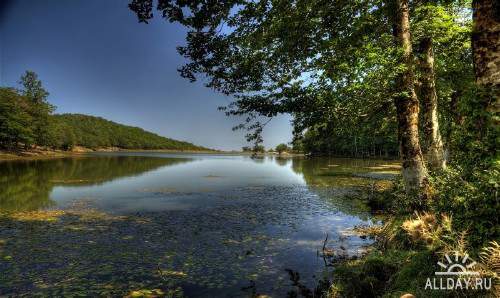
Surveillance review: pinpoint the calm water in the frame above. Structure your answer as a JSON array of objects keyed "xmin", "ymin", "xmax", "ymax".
[{"xmin": 0, "ymin": 153, "xmax": 399, "ymax": 297}]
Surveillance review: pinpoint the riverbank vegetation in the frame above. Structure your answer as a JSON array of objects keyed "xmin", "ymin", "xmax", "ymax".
[
  {"xmin": 0, "ymin": 72, "xmax": 210, "ymax": 154},
  {"xmin": 130, "ymin": 0, "xmax": 498, "ymax": 296}
]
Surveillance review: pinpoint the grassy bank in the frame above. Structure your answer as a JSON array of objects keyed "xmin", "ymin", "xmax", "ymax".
[{"xmin": 325, "ymin": 179, "xmax": 499, "ymax": 298}]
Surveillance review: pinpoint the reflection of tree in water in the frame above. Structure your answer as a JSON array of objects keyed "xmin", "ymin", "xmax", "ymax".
[
  {"xmin": 287, "ymin": 157, "xmax": 391, "ymax": 220},
  {"xmin": 0, "ymin": 156, "xmax": 192, "ymax": 211},
  {"xmin": 240, "ymin": 268, "xmax": 331, "ymax": 298},
  {"xmin": 285, "ymin": 268, "xmax": 331, "ymax": 298},
  {"xmin": 274, "ymin": 156, "xmax": 291, "ymax": 167},
  {"xmin": 290, "ymin": 157, "xmax": 393, "ymax": 187},
  {"xmin": 0, "ymin": 161, "xmax": 55, "ymax": 211}
]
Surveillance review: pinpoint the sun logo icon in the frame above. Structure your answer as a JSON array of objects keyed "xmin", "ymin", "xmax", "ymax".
[{"xmin": 435, "ymin": 253, "xmax": 480, "ymax": 276}]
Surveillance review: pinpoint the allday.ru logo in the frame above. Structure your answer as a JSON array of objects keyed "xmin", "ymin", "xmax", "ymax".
[{"xmin": 425, "ymin": 252, "xmax": 492, "ymax": 291}]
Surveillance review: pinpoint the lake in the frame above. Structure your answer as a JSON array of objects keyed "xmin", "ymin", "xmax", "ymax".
[{"xmin": 0, "ymin": 153, "xmax": 399, "ymax": 297}]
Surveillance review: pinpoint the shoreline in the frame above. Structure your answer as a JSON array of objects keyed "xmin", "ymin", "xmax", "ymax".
[
  {"xmin": 0, "ymin": 147, "xmax": 221, "ymax": 161},
  {"xmin": 0, "ymin": 148, "xmax": 399, "ymax": 161},
  {"xmin": 0, "ymin": 146, "xmax": 309, "ymax": 161},
  {"xmin": 0, "ymin": 150, "xmax": 86, "ymax": 161}
]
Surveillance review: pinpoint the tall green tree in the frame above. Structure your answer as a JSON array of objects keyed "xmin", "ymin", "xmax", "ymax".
[
  {"xmin": 413, "ymin": 2, "xmax": 446, "ymax": 170},
  {"xmin": 275, "ymin": 143, "xmax": 289, "ymax": 154},
  {"xmin": 19, "ymin": 71, "xmax": 54, "ymax": 147},
  {"xmin": 390, "ymin": 0, "xmax": 430, "ymax": 197}
]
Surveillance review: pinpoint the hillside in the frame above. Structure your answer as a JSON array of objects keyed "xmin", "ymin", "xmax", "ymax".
[{"xmin": 53, "ymin": 114, "xmax": 211, "ymax": 151}]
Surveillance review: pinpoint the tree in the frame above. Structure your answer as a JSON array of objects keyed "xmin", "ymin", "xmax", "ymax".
[
  {"xmin": 253, "ymin": 145, "xmax": 265, "ymax": 153},
  {"xmin": 128, "ymin": 0, "xmax": 469, "ymax": 197},
  {"xmin": 417, "ymin": 33, "xmax": 447, "ymax": 170},
  {"xmin": 19, "ymin": 71, "xmax": 49, "ymax": 104},
  {"xmin": 19, "ymin": 71, "xmax": 54, "ymax": 147},
  {"xmin": 0, "ymin": 88, "xmax": 34, "ymax": 149},
  {"xmin": 46, "ymin": 118, "xmax": 76, "ymax": 150},
  {"xmin": 414, "ymin": 2, "xmax": 473, "ymax": 166},
  {"xmin": 275, "ymin": 143, "xmax": 289, "ymax": 155},
  {"xmin": 413, "ymin": 2, "xmax": 446, "ymax": 170},
  {"xmin": 470, "ymin": 0, "xmax": 499, "ymax": 161},
  {"xmin": 391, "ymin": 0, "xmax": 429, "ymax": 197}
]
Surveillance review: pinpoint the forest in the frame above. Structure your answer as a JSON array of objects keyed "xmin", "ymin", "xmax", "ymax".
[
  {"xmin": 129, "ymin": 0, "xmax": 498, "ymax": 296},
  {"xmin": 0, "ymin": 71, "xmax": 210, "ymax": 152}
]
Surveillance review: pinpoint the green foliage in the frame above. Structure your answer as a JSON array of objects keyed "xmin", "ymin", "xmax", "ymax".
[
  {"xmin": 52, "ymin": 114, "xmax": 209, "ymax": 151},
  {"xmin": 19, "ymin": 71, "xmax": 54, "ymax": 146},
  {"xmin": 253, "ymin": 144, "xmax": 265, "ymax": 153},
  {"xmin": 430, "ymin": 166, "xmax": 499, "ymax": 248},
  {"xmin": 0, "ymin": 88, "xmax": 35, "ymax": 148},
  {"xmin": 0, "ymin": 72, "xmax": 54, "ymax": 149},
  {"xmin": 333, "ymin": 228, "xmax": 492, "ymax": 297},
  {"xmin": 47, "ymin": 118, "xmax": 76, "ymax": 150},
  {"xmin": 425, "ymin": 82, "xmax": 499, "ymax": 248},
  {"xmin": 385, "ymin": 250, "xmax": 438, "ymax": 297},
  {"xmin": 19, "ymin": 71, "xmax": 50, "ymax": 104},
  {"xmin": 129, "ymin": 0, "xmax": 399, "ymax": 149},
  {"xmin": 275, "ymin": 143, "xmax": 289, "ymax": 154},
  {"xmin": 127, "ymin": 0, "xmax": 471, "ymax": 159},
  {"xmin": 300, "ymin": 120, "xmax": 399, "ymax": 157}
]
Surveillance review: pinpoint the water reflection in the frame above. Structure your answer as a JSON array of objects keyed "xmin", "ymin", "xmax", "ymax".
[
  {"xmin": 0, "ymin": 154, "xmax": 400, "ymax": 213},
  {"xmin": 290, "ymin": 157, "xmax": 399, "ymax": 220},
  {"xmin": 0, "ymin": 156, "xmax": 192, "ymax": 212},
  {"xmin": 0, "ymin": 154, "xmax": 398, "ymax": 296}
]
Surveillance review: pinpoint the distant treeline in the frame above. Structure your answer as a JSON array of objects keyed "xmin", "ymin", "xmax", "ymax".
[
  {"xmin": 0, "ymin": 71, "xmax": 210, "ymax": 151},
  {"xmin": 293, "ymin": 121, "xmax": 399, "ymax": 158},
  {"xmin": 54, "ymin": 114, "xmax": 210, "ymax": 150}
]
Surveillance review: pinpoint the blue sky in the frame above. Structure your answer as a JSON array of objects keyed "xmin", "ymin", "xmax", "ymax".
[{"xmin": 0, "ymin": 0, "xmax": 292, "ymax": 151}]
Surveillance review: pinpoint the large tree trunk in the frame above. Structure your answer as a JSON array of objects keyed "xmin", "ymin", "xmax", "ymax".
[
  {"xmin": 418, "ymin": 37, "xmax": 446, "ymax": 170},
  {"xmin": 472, "ymin": 0, "xmax": 500, "ymax": 87},
  {"xmin": 462, "ymin": 0, "xmax": 499, "ymax": 176},
  {"xmin": 471, "ymin": 0, "xmax": 499, "ymax": 152},
  {"xmin": 393, "ymin": 0, "xmax": 429, "ymax": 197}
]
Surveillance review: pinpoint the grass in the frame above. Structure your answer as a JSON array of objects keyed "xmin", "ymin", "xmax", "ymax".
[{"xmin": 326, "ymin": 181, "xmax": 500, "ymax": 298}]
